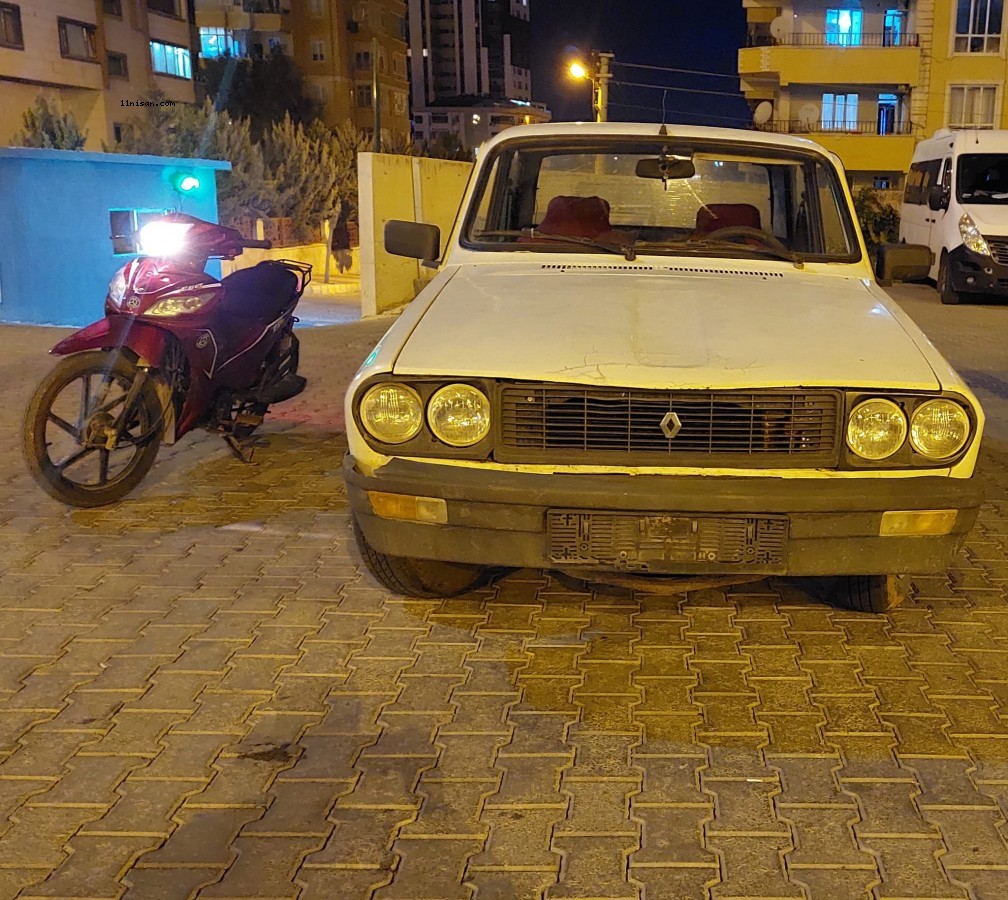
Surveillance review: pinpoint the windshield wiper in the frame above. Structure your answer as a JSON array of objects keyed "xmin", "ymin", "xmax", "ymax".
[
  {"xmin": 674, "ymin": 238, "xmax": 805, "ymax": 269},
  {"xmin": 474, "ymin": 229, "xmax": 638, "ymax": 262}
]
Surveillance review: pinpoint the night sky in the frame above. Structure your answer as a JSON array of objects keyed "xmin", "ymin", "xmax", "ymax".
[{"xmin": 531, "ymin": 0, "xmax": 751, "ymax": 128}]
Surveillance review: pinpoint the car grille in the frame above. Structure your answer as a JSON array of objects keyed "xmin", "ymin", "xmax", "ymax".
[
  {"xmin": 986, "ymin": 236, "xmax": 1008, "ymax": 266},
  {"xmin": 498, "ymin": 385, "xmax": 841, "ymax": 466}
]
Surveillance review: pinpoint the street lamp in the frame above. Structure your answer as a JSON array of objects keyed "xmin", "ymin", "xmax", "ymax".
[{"xmin": 566, "ymin": 52, "xmax": 614, "ymax": 123}]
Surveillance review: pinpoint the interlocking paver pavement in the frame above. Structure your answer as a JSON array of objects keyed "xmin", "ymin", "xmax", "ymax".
[{"xmin": 1, "ymin": 287, "xmax": 1007, "ymax": 898}]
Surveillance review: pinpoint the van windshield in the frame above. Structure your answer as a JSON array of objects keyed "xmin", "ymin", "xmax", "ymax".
[
  {"xmin": 461, "ymin": 137, "xmax": 861, "ymax": 262},
  {"xmin": 958, "ymin": 154, "xmax": 1008, "ymax": 204}
]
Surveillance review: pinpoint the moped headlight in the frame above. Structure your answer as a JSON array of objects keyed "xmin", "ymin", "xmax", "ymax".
[
  {"xmin": 360, "ymin": 383, "xmax": 423, "ymax": 444},
  {"xmin": 427, "ymin": 384, "xmax": 491, "ymax": 447},
  {"xmin": 846, "ymin": 399, "xmax": 907, "ymax": 460},
  {"xmin": 107, "ymin": 266, "xmax": 128, "ymax": 305},
  {"xmin": 146, "ymin": 291, "xmax": 216, "ymax": 317},
  {"xmin": 959, "ymin": 213, "xmax": 991, "ymax": 256},
  {"xmin": 909, "ymin": 399, "xmax": 970, "ymax": 460},
  {"xmin": 138, "ymin": 221, "xmax": 193, "ymax": 256}
]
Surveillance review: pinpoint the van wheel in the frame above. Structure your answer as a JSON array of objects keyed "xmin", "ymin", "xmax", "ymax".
[
  {"xmin": 352, "ymin": 517, "xmax": 490, "ymax": 598},
  {"xmin": 938, "ymin": 253, "xmax": 961, "ymax": 305},
  {"xmin": 828, "ymin": 575, "xmax": 905, "ymax": 613}
]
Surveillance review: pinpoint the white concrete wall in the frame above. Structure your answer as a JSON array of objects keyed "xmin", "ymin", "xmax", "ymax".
[{"xmin": 358, "ymin": 152, "xmax": 473, "ymax": 316}]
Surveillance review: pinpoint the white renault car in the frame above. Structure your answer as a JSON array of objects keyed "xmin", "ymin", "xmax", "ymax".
[{"xmin": 344, "ymin": 123, "xmax": 984, "ymax": 612}]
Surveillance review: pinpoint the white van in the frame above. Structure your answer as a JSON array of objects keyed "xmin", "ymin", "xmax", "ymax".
[{"xmin": 900, "ymin": 128, "xmax": 1008, "ymax": 304}]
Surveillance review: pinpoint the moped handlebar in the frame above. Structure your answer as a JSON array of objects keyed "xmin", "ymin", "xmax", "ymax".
[{"xmin": 242, "ymin": 239, "xmax": 273, "ymax": 250}]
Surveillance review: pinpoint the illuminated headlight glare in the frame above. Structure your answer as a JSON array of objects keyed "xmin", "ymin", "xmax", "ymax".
[
  {"xmin": 138, "ymin": 221, "xmax": 192, "ymax": 256},
  {"xmin": 146, "ymin": 291, "xmax": 216, "ymax": 317},
  {"xmin": 909, "ymin": 399, "xmax": 970, "ymax": 459},
  {"xmin": 427, "ymin": 384, "xmax": 491, "ymax": 446},
  {"xmin": 847, "ymin": 399, "xmax": 907, "ymax": 460},
  {"xmin": 959, "ymin": 213, "xmax": 991, "ymax": 256},
  {"xmin": 107, "ymin": 266, "xmax": 128, "ymax": 305},
  {"xmin": 360, "ymin": 383, "xmax": 423, "ymax": 444}
]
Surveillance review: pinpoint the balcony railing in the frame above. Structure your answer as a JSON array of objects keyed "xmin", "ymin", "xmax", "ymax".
[
  {"xmin": 242, "ymin": 0, "xmax": 288, "ymax": 13},
  {"xmin": 756, "ymin": 120, "xmax": 914, "ymax": 136},
  {"xmin": 746, "ymin": 32, "xmax": 919, "ymax": 48}
]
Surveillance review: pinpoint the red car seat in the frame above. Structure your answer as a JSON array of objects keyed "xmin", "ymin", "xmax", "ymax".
[
  {"xmin": 694, "ymin": 203, "xmax": 762, "ymax": 235},
  {"xmin": 538, "ymin": 195, "xmax": 613, "ymax": 239}
]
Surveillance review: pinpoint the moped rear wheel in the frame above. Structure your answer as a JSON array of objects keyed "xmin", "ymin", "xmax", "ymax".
[{"xmin": 23, "ymin": 350, "xmax": 163, "ymax": 507}]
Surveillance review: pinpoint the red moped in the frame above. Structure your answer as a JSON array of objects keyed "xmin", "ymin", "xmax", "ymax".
[{"xmin": 23, "ymin": 213, "xmax": 312, "ymax": 507}]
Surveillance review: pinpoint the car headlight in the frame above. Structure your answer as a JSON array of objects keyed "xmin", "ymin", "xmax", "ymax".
[
  {"xmin": 427, "ymin": 384, "xmax": 491, "ymax": 446},
  {"xmin": 959, "ymin": 213, "xmax": 991, "ymax": 256},
  {"xmin": 360, "ymin": 383, "xmax": 423, "ymax": 444},
  {"xmin": 146, "ymin": 291, "xmax": 216, "ymax": 317},
  {"xmin": 108, "ymin": 266, "xmax": 128, "ymax": 305},
  {"xmin": 847, "ymin": 398, "xmax": 907, "ymax": 460},
  {"xmin": 909, "ymin": 399, "xmax": 970, "ymax": 459}
]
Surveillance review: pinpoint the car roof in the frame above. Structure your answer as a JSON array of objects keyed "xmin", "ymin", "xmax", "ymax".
[{"xmin": 478, "ymin": 122, "xmax": 832, "ymax": 155}]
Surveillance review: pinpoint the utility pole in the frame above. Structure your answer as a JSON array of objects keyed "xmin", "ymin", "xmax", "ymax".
[
  {"xmin": 372, "ymin": 36, "xmax": 381, "ymax": 152},
  {"xmin": 595, "ymin": 52, "xmax": 614, "ymax": 123}
]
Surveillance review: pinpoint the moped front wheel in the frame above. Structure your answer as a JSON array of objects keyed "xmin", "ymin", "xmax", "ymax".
[{"xmin": 23, "ymin": 350, "xmax": 163, "ymax": 507}]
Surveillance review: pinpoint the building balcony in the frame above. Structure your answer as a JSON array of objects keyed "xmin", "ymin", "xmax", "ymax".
[
  {"xmin": 739, "ymin": 40, "xmax": 921, "ymax": 89},
  {"xmin": 755, "ymin": 122, "xmax": 916, "ymax": 172}
]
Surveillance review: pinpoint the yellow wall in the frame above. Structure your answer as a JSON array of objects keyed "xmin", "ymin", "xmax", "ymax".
[
  {"xmin": 358, "ymin": 152, "xmax": 473, "ymax": 315},
  {"xmin": 739, "ymin": 45, "xmax": 921, "ymax": 87}
]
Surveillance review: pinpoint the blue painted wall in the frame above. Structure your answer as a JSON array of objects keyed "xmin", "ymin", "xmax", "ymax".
[{"xmin": 0, "ymin": 148, "xmax": 231, "ymax": 327}]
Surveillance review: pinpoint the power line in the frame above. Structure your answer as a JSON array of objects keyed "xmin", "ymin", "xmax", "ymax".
[
  {"xmin": 607, "ymin": 99, "xmax": 750, "ymax": 124},
  {"xmin": 613, "ymin": 79, "xmax": 746, "ymax": 99},
  {"xmin": 613, "ymin": 60, "xmax": 741, "ymax": 81}
]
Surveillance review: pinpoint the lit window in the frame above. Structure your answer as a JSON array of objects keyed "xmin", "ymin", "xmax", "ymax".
[
  {"xmin": 59, "ymin": 18, "xmax": 97, "ymax": 61},
  {"xmin": 825, "ymin": 8, "xmax": 863, "ymax": 46},
  {"xmin": 883, "ymin": 9, "xmax": 905, "ymax": 45},
  {"xmin": 311, "ymin": 39, "xmax": 326, "ymax": 61},
  {"xmin": 948, "ymin": 84, "xmax": 998, "ymax": 128},
  {"xmin": 821, "ymin": 92, "xmax": 859, "ymax": 131},
  {"xmin": 200, "ymin": 26, "xmax": 242, "ymax": 59},
  {"xmin": 955, "ymin": 0, "xmax": 1004, "ymax": 52},
  {"xmin": 0, "ymin": 3, "xmax": 23, "ymax": 50},
  {"xmin": 150, "ymin": 40, "xmax": 192, "ymax": 78}
]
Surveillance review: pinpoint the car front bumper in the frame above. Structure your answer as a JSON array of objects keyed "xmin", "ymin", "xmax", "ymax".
[
  {"xmin": 345, "ymin": 456, "xmax": 983, "ymax": 577},
  {"xmin": 948, "ymin": 244, "xmax": 1008, "ymax": 296}
]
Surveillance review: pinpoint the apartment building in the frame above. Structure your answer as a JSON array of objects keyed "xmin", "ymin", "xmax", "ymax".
[
  {"xmin": 738, "ymin": 0, "xmax": 1008, "ymax": 189},
  {"xmin": 194, "ymin": 0, "xmax": 410, "ymax": 143},
  {"xmin": 407, "ymin": 0, "xmax": 549, "ymax": 148},
  {"xmin": 0, "ymin": 0, "xmax": 196, "ymax": 150}
]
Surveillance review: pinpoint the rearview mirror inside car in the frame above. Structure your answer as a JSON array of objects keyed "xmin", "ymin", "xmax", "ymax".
[
  {"xmin": 635, "ymin": 157, "xmax": 696, "ymax": 180},
  {"xmin": 875, "ymin": 243, "xmax": 933, "ymax": 284}
]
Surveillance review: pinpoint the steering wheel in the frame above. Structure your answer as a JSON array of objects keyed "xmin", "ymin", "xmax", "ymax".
[{"xmin": 701, "ymin": 225, "xmax": 792, "ymax": 256}]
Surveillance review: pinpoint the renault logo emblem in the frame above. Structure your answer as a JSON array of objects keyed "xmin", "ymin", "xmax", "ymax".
[{"xmin": 660, "ymin": 412, "xmax": 683, "ymax": 439}]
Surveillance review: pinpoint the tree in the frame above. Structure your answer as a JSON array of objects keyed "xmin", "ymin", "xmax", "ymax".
[
  {"xmin": 853, "ymin": 187, "xmax": 900, "ymax": 259},
  {"xmin": 327, "ymin": 121, "xmax": 372, "ymax": 225},
  {"xmin": 263, "ymin": 116, "xmax": 341, "ymax": 242},
  {"xmin": 203, "ymin": 48, "xmax": 321, "ymax": 141},
  {"xmin": 113, "ymin": 95, "xmax": 278, "ymax": 227},
  {"xmin": 421, "ymin": 131, "xmax": 472, "ymax": 162},
  {"xmin": 13, "ymin": 93, "xmax": 87, "ymax": 150}
]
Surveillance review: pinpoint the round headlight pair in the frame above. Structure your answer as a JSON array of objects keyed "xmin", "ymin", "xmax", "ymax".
[
  {"xmin": 359, "ymin": 383, "xmax": 491, "ymax": 447},
  {"xmin": 846, "ymin": 398, "xmax": 969, "ymax": 461}
]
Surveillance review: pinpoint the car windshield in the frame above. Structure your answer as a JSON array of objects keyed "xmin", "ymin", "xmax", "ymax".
[
  {"xmin": 957, "ymin": 153, "xmax": 1008, "ymax": 204},
  {"xmin": 462, "ymin": 137, "xmax": 861, "ymax": 262}
]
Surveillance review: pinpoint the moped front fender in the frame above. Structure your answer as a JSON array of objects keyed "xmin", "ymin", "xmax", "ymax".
[{"xmin": 51, "ymin": 316, "xmax": 170, "ymax": 367}]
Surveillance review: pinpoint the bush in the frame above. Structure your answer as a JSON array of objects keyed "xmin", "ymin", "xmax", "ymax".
[{"xmin": 853, "ymin": 187, "xmax": 901, "ymax": 259}]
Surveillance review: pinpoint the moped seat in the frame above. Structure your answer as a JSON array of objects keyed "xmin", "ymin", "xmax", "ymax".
[{"xmin": 221, "ymin": 262, "xmax": 299, "ymax": 321}]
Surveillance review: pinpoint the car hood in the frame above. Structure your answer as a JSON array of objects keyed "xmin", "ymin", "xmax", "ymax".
[
  {"xmin": 962, "ymin": 202, "xmax": 1008, "ymax": 234},
  {"xmin": 394, "ymin": 265, "xmax": 939, "ymax": 390}
]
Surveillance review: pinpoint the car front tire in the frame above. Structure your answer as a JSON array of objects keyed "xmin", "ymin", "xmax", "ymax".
[
  {"xmin": 938, "ymin": 252, "xmax": 961, "ymax": 305},
  {"xmin": 830, "ymin": 574, "xmax": 905, "ymax": 613},
  {"xmin": 352, "ymin": 516, "xmax": 491, "ymax": 598}
]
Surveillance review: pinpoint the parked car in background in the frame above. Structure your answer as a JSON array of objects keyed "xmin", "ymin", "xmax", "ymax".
[
  {"xmin": 345, "ymin": 123, "xmax": 984, "ymax": 612},
  {"xmin": 900, "ymin": 128, "xmax": 1008, "ymax": 304}
]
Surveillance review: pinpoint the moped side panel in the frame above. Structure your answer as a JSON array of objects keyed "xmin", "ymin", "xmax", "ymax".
[{"xmin": 51, "ymin": 316, "xmax": 169, "ymax": 366}]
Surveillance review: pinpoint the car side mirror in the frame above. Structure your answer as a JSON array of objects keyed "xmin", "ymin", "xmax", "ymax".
[
  {"xmin": 927, "ymin": 184, "xmax": 949, "ymax": 212},
  {"xmin": 875, "ymin": 243, "xmax": 933, "ymax": 284},
  {"xmin": 384, "ymin": 220, "xmax": 441, "ymax": 262}
]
